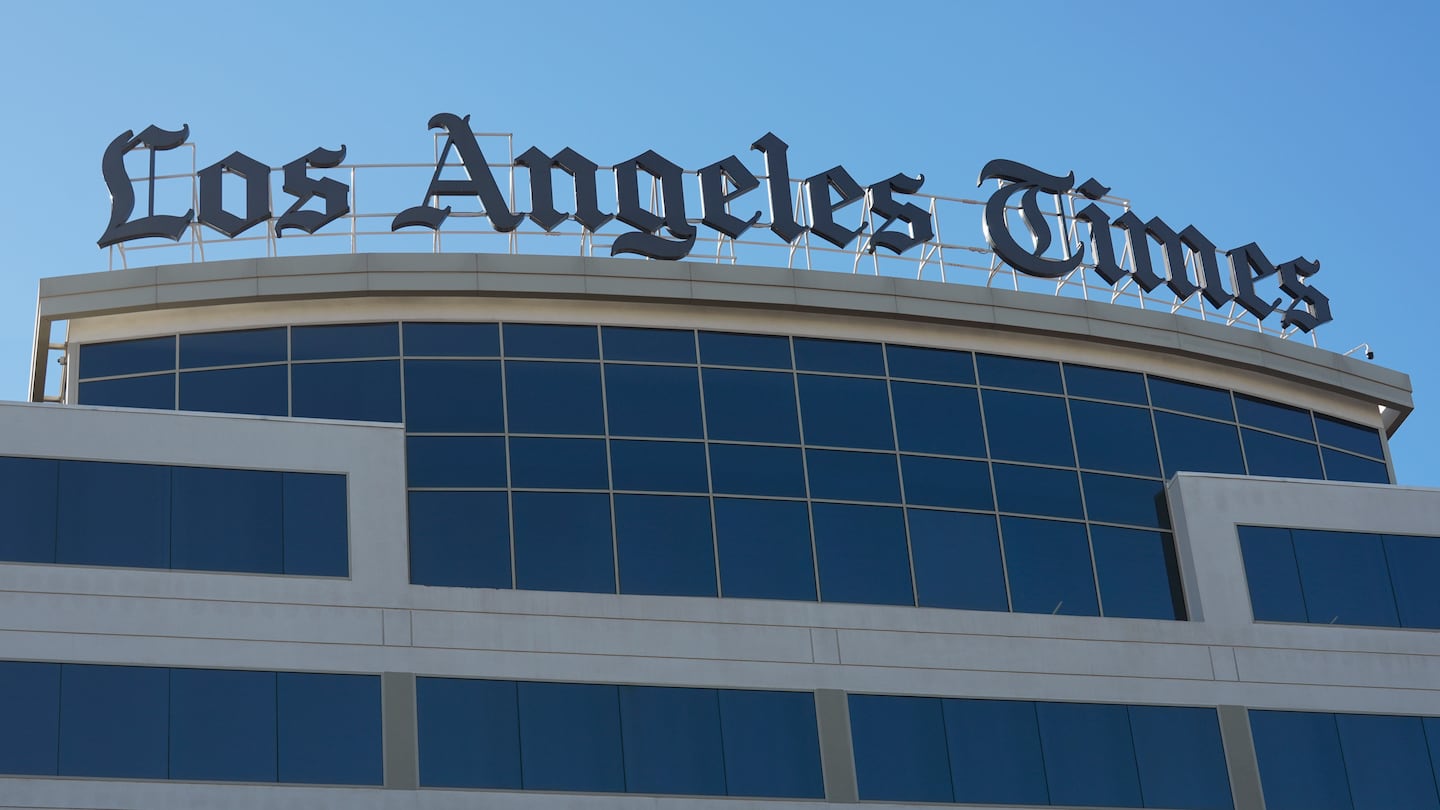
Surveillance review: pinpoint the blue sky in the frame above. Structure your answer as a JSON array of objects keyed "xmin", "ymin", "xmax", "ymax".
[{"xmin": 0, "ymin": 1, "xmax": 1435, "ymax": 484}]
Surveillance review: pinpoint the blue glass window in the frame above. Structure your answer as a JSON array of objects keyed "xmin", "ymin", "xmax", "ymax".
[
  {"xmin": 1238, "ymin": 526, "xmax": 1308, "ymax": 623},
  {"xmin": 509, "ymin": 437, "xmax": 608, "ymax": 489},
  {"xmin": 699, "ymin": 331, "xmax": 790, "ymax": 368},
  {"xmin": 1236, "ymin": 394, "xmax": 1315, "ymax": 440},
  {"xmin": 601, "ymin": 326, "xmax": 695, "ymax": 363},
  {"xmin": 504, "ymin": 323, "xmax": 598, "ymax": 359},
  {"xmin": 78, "ymin": 374, "xmax": 176, "ymax": 410},
  {"xmin": 58, "ymin": 664, "xmax": 169, "ymax": 778},
  {"xmin": 718, "ymin": 689, "xmax": 823, "ymax": 798},
  {"xmin": 798, "ymin": 375, "xmax": 894, "ymax": 450},
  {"xmin": 1385, "ymin": 534, "xmax": 1440, "ymax": 629},
  {"xmin": 793, "ymin": 337, "xmax": 884, "ymax": 375},
  {"xmin": 0, "ymin": 661, "xmax": 59, "ymax": 775},
  {"xmin": 890, "ymin": 381, "xmax": 986, "ymax": 457},
  {"xmin": 943, "ymin": 699, "xmax": 1048, "ymax": 805},
  {"xmin": 709, "ymin": 443, "xmax": 806, "ymax": 497},
  {"xmin": 702, "ymin": 368, "xmax": 799, "ymax": 443},
  {"xmin": 504, "ymin": 361, "xmax": 603, "ymax": 435},
  {"xmin": 512, "ymin": 492, "xmax": 614, "ymax": 593},
  {"xmin": 1128, "ymin": 705, "xmax": 1233, "ymax": 810},
  {"xmin": 56, "ymin": 461, "xmax": 170, "ymax": 568},
  {"xmin": 180, "ymin": 365, "xmax": 288, "ymax": 416},
  {"xmin": 849, "ymin": 694, "xmax": 952, "ymax": 802},
  {"xmin": 417, "ymin": 677, "xmax": 521, "ymax": 788},
  {"xmin": 1091, "ymin": 526, "xmax": 1184, "ymax": 620},
  {"xmin": 812, "ymin": 503, "xmax": 912, "ymax": 606},
  {"xmin": 1243, "ymin": 429, "xmax": 1323, "ymax": 479},
  {"xmin": 404, "ymin": 359, "xmax": 504, "ymax": 432},
  {"xmin": 291, "ymin": 360, "xmax": 401, "ymax": 422},
  {"xmin": 714, "ymin": 498, "xmax": 816, "ymax": 601},
  {"xmin": 1251, "ymin": 711, "xmax": 1351, "ymax": 810},
  {"xmin": 79, "ymin": 335, "xmax": 175, "ymax": 378},
  {"xmin": 1036, "ymin": 701, "xmax": 1142, "ymax": 808},
  {"xmin": 982, "ymin": 391, "xmax": 1074, "ymax": 466},
  {"xmin": 1002, "ymin": 517, "xmax": 1098, "ymax": 616},
  {"xmin": 610, "ymin": 440, "xmax": 709, "ymax": 493},
  {"xmin": 1155, "ymin": 412, "xmax": 1246, "ymax": 475},
  {"xmin": 1083, "ymin": 473, "xmax": 1169, "ymax": 529},
  {"xmin": 977, "ymin": 354, "xmax": 1064, "ymax": 393},
  {"xmin": 900, "ymin": 455, "xmax": 992, "ymax": 511},
  {"xmin": 1071, "ymin": 400, "xmax": 1161, "ymax": 476},
  {"xmin": 1064, "ymin": 364, "xmax": 1148, "ymax": 404},
  {"xmin": 993, "ymin": 463, "xmax": 1084, "ymax": 520},
  {"xmin": 1149, "ymin": 377, "xmax": 1234, "ymax": 420},
  {"xmin": 169, "ymin": 668, "xmax": 277, "ymax": 782},
  {"xmin": 407, "ymin": 436, "xmax": 507, "ymax": 487},
  {"xmin": 409, "ymin": 491, "xmax": 511, "ymax": 589},
  {"xmin": 282, "ymin": 472, "xmax": 348, "ymax": 576},
  {"xmin": 806, "ymin": 449, "xmax": 900, "ymax": 503},
  {"xmin": 605, "ymin": 364, "xmax": 703, "ymax": 439},
  {"xmin": 180, "ymin": 328, "xmax": 286, "ymax": 368},
  {"xmin": 1336, "ymin": 713, "xmax": 1440, "ymax": 810},
  {"xmin": 1322, "ymin": 448, "xmax": 1389, "ymax": 483},
  {"xmin": 1315, "ymin": 414, "xmax": 1384, "ymax": 459},
  {"xmin": 619, "ymin": 686, "xmax": 726, "ymax": 795},
  {"xmin": 276, "ymin": 672, "xmax": 382, "ymax": 785},
  {"xmin": 171, "ymin": 466, "xmax": 282, "ymax": 574},
  {"xmin": 517, "ymin": 682, "xmax": 624, "ymax": 791},
  {"xmin": 292, "ymin": 323, "xmax": 397, "ymax": 360},
  {"xmin": 403, "ymin": 322, "xmax": 499, "ymax": 357},
  {"xmin": 908, "ymin": 509, "xmax": 1007, "ymax": 611},
  {"xmin": 615, "ymin": 495, "xmax": 717, "ymax": 597},
  {"xmin": 0, "ymin": 456, "xmax": 57, "ymax": 563},
  {"xmin": 885, "ymin": 344, "xmax": 974, "ymax": 384},
  {"xmin": 1292, "ymin": 529, "xmax": 1398, "ymax": 627}
]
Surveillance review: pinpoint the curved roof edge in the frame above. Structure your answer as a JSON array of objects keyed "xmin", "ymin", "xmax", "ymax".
[{"xmin": 33, "ymin": 252, "xmax": 1413, "ymax": 433}]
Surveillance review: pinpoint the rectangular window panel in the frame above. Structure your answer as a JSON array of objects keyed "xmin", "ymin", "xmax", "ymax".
[
  {"xmin": 1238, "ymin": 526, "xmax": 1308, "ymax": 623},
  {"xmin": 403, "ymin": 322, "xmax": 500, "ymax": 357},
  {"xmin": 885, "ymin": 344, "xmax": 974, "ymax": 384},
  {"xmin": 901, "ymin": 455, "xmax": 993, "ymax": 511},
  {"xmin": 509, "ymin": 437, "xmax": 608, "ymax": 490},
  {"xmin": 0, "ymin": 456, "xmax": 57, "ymax": 563},
  {"xmin": 180, "ymin": 365, "xmax": 288, "ymax": 416},
  {"xmin": 806, "ymin": 449, "xmax": 900, "ymax": 503},
  {"xmin": 708, "ymin": 443, "xmax": 805, "ymax": 497},
  {"xmin": 291, "ymin": 322, "xmax": 398, "ymax": 360},
  {"xmin": 719, "ymin": 689, "xmax": 823, "ymax": 798},
  {"xmin": 0, "ymin": 661, "xmax": 59, "ymax": 775},
  {"xmin": 714, "ymin": 498, "xmax": 816, "ymax": 601},
  {"xmin": 504, "ymin": 361, "xmax": 604, "ymax": 435},
  {"xmin": 1385, "ymin": 534, "xmax": 1440, "ymax": 629},
  {"xmin": 993, "ymin": 463, "xmax": 1084, "ymax": 520},
  {"xmin": 58, "ymin": 664, "xmax": 169, "ymax": 779},
  {"xmin": 1236, "ymin": 394, "xmax": 1315, "ymax": 440},
  {"xmin": 169, "ymin": 668, "xmax": 277, "ymax": 782},
  {"xmin": 79, "ymin": 335, "xmax": 176, "ymax": 379},
  {"xmin": 1070, "ymin": 400, "xmax": 1161, "ymax": 476},
  {"xmin": 1242, "ymin": 428, "xmax": 1323, "ymax": 479},
  {"xmin": 1129, "ymin": 705, "xmax": 1233, "ymax": 810},
  {"xmin": 601, "ymin": 326, "xmax": 695, "ymax": 363},
  {"xmin": 982, "ymin": 390, "xmax": 1075, "ymax": 466},
  {"xmin": 1315, "ymin": 413, "xmax": 1385, "ymax": 459},
  {"xmin": 171, "ymin": 466, "xmax": 283, "ymax": 574},
  {"xmin": 517, "ymin": 681, "xmax": 624, "ymax": 792},
  {"xmin": 408, "ymin": 491, "xmax": 511, "ymax": 589},
  {"xmin": 1322, "ymin": 448, "xmax": 1390, "ymax": 484},
  {"xmin": 78, "ymin": 374, "xmax": 176, "ymax": 410},
  {"xmin": 291, "ymin": 360, "xmax": 401, "ymax": 422},
  {"xmin": 1091, "ymin": 526, "xmax": 1184, "ymax": 620},
  {"xmin": 908, "ymin": 509, "xmax": 1008, "ymax": 611},
  {"xmin": 798, "ymin": 375, "xmax": 895, "ymax": 450},
  {"xmin": 698, "ymin": 331, "xmax": 791, "ymax": 369},
  {"xmin": 180, "ymin": 327, "xmax": 287, "ymax": 368},
  {"xmin": 702, "ymin": 368, "xmax": 799, "ymax": 443},
  {"xmin": 403, "ymin": 359, "xmax": 504, "ymax": 432},
  {"xmin": 56, "ymin": 460, "xmax": 170, "ymax": 568},
  {"xmin": 610, "ymin": 439, "xmax": 709, "ymax": 493},
  {"xmin": 1002, "ymin": 517, "xmax": 1098, "ymax": 616},
  {"xmin": 416, "ymin": 677, "xmax": 521, "ymax": 788},
  {"xmin": 615, "ymin": 495, "xmax": 717, "ymax": 597},
  {"xmin": 503, "ymin": 323, "xmax": 598, "ymax": 359},
  {"xmin": 407, "ymin": 436, "xmax": 507, "ymax": 488},
  {"xmin": 1250, "ymin": 711, "xmax": 1351, "ymax": 810},
  {"xmin": 619, "ymin": 686, "xmax": 726, "ymax": 795},
  {"xmin": 1036, "ymin": 701, "xmax": 1142, "ymax": 808},
  {"xmin": 849, "ymin": 694, "xmax": 953, "ymax": 802},
  {"xmin": 605, "ymin": 364, "xmax": 703, "ymax": 439},
  {"xmin": 1155, "ymin": 411, "xmax": 1246, "ymax": 476},
  {"xmin": 1292, "ymin": 529, "xmax": 1398, "ymax": 627},
  {"xmin": 1336, "ymin": 713, "xmax": 1440, "ymax": 810},
  {"xmin": 976, "ymin": 354, "xmax": 1063, "ymax": 393},
  {"xmin": 813, "ymin": 503, "xmax": 913, "ymax": 606},
  {"xmin": 1148, "ymin": 377, "xmax": 1234, "ymax": 420},
  {"xmin": 512, "ymin": 492, "xmax": 615, "ymax": 593},
  {"xmin": 890, "ymin": 381, "xmax": 986, "ymax": 457},
  {"xmin": 277, "ymin": 672, "xmax": 382, "ymax": 785},
  {"xmin": 282, "ymin": 472, "xmax": 348, "ymax": 576},
  {"xmin": 1064, "ymin": 364, "xmax": 1148, "ymax": 404},
  {"xmin": 943, "ymin": 699, "xmax": 1048, "ymax": 806},
  {"xmin": 1083, "ymin": 473, "xmax": 1169, "ymax": 529},
  {"xmin": 793, "ymin": 337, "xmax": 884, "ymax": 375}
]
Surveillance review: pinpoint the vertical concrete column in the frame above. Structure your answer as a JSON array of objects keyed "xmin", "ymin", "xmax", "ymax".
[
  {"xmin": 1218, "ymin": 705, "xmax": 1267, "ymax": 810},
  {"xmin": 815, "ymin": 688, "xmax": 858, "ymax": 802},
  {"xmin": 383, "ymin": 671, "xmax": 419, "ymax": 789}
]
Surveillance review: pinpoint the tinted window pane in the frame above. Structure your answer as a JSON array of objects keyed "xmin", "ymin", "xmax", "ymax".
[
  {"xmin": 798, "ymin": 375, "xmax": 894, "ymax": 450},
  {"xmin": 509, "ymin": 437, "xmax": 608, "ymax": 489},
  {"xmin": 503, "ymin": 323, "xmax": 598, "ymax": 359},
  {"xmin": 1155, "ymin": 411, "xmax": 1246, "ymax": 475},
  {"xmin": 277, "ymin": 672, "xmax": 382, "ymax": 785},
  {"xmin": 78, "ymin": 374, "xmax": 176, "ymax": 410},
  {"xmin": 793, "ymin": 337, "xmax": 884, "ymax": 375},
  {"xmin": 180, "ymin": 328, "xmax": 287, "ymax": 368},
  {"xmin": 982, "ymin": 391, "xmax": 1074, "ymax": 466},
  {"xmin": 605, "ymin": 364, "xmax": 703, "ymax": 439},
  {"xmin": 1149, "ymin": 377, "xmax": 1234, "ymax": 420},
  {"xmin": 1129, "ymin": 706, "xmax": 1233, "ymax": 810},
  {"xmin": 59, "ymin": 664, "xmax": 168, "ymax": 778},
  {"xmin": 943, "ymin": 699, "xmax": 1048, "ymax": 805},
  {"xmin": 718, "ymin": 689, "xmax": 823, "ymax": 798},
  {"xmin": 885, "ymin": 344, "xmax": 974, "ymax": 384},
  {"xmin": 1002, "ymin": 517, "xmax": 1098, "ymax": 616},
  {"xmin": 408, "ymin": 491, "xmax": 511, "ymax": 589},
  {"xmin": 1091, "ymin": 526, "xmax": 1184, "ymax": 620},
  {"xmin": 291, "ymin": 360, "xmax": 401, "ymax": 422},
  {"xmin": 512, "ymin": 492, "xmax": 614, "ymax": 593},
  {"xmin": 292, "ymin": 323, "xmax": 397, "ymax": 360},
  {"xmin": 976, "ymin": 354, "xmax": 1063, "ymax": 393},
  {"xmin": 807, "ymin": 449, "xmax": 900, "ymax": 503},
  {"xmin": 1243, "ymin": 430, "xmax": 1322, "ymax": 479},
  {"xmin": 283, "ymin": 472, "xmax": 348, "ymax": 576},
  {"xmin": 1083, "ymin": 473, "xmax": 1169, "ymax": 529},
  {"xmin": 407, "ymin": 436, "xmax": 507, "ymax": 488},
  {"xmin": 1292, "ymin": 529, "xmax": 1398, "ymax": 627},
  {"xmin": 169, "ymin": 668, "xmax": 277, "ymax": 782},
  {"xmin": 601, "ymin": 326, "xmax": 695, "ymax": 363},
  {"xmin": 57, "ymin": 461, "xmax": 170, "ymax": 568},
  {"xmin": 0, "ymin": 661, "xmax": 59, "ymax": 775},
  {"xmin": 615, "ymin": 495, "xmax": 717, "ymax": 597},
  {"xmin": 79, "ymin": 335, "xmax": 175, "ymax": 378},
  {"xmin": 1236, "ymin": 394, "xmax": 1315, "ymax": 440},
  {"xmin": 1337, "ymin": 713, "xmax": 1440, "ymax": 810},
  {"xmin": 504, "ymin": 361, "xmax": 603, "ymax": 435},
  {"xmin": 1239, "ymin": 526, "xmax": 1308, "ymax": 623},
  {"xmin": 0, "ymin": 456, "xmax": 57, "ymax": 563},
  {"xmin": 709, "ymin": 443, "xmax": 805, "ymax": 497},
  {"xmin": 416, "ymin": 677, "xmax": 521, "ymax": 788},
  {"xmin": 1250, "ymin": 711, "xmax": 1351, "ymax": 810},
  {"xmin": 1064, "ymin": 364, "xmax": 1148, "ymax": 404},
  {"xmin": 1315, "ymin": 414, "xmax": 1385, "ymax": 458},
  {"xmin": 900, "ymin": 455, "xmax": 992, "ymax": 510},
  {"xmin": 1385, "ymin": 534, "xmax": 1440, "ymax": 629},
  {"xmin": 813, "ymin": 503, "xmax": 912, "ymax": 606},
  {"xmin": 610, "ymin": 440, "xmax": 709, "ymax": 493},
  {"xmin": 180, "ymin": 365, "xmax": 287, "ymax": 416},
  {"xmin": 1322, "ymin": 448, "xmax": 1390, "ymax": 484},
  {"xmin": 171, "ymin": 466, "xmax": 283, "ymax": 573},
  {"xmin": 619, "ymin": 686, "xmax": 726, "ymax": 795},
  {"xmin": 517, "ymin": 682, "xmax": 624, "ymax": 791},
  {"xmin": 699, "ymin": 331, "xmax": 790, "ymax": 368},
  {"xmin": 404, "ymin": 359, "xmax": 504, "ymax": 432},
  {"xmin": 908, "ymin": 509, "xmax": 1007, "ymax": 611},
  {"xmin": 849, "ymin": 694, "xmax": 952, "ymax": 802},
  {"xmin": 993, "ymin": 463, "xmax": 1084, "ymax": 519},
  {"xmin": 702, "ymin": 368, "xmax": 799, "ymax": 443},
  {"xmin": 1071, "ymin": 400, "xmax": 1161, "ymax": 476},
  {"xmin": 890, "ymin": 382, "xmax": 986, "ymax": 457},
  {"xmin": 403, "ymin": 322, "xmax": 500, "ymax": 357},
  {"xmin": 714, "ymin": 498, "xmax": 816, "ymax": 601},
  {"xmin": 1036, "ymin": 701, "xmax": 1142, "ymax": 808}
]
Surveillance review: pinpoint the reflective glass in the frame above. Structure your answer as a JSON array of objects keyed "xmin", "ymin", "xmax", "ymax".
[
  {"xmin": 504, "ymin": 361, "xmax": 603, "ymax": 435},
  {"xmin": 79, "ymin": 335, "xmax": 175, "ymax": 378},
  {"xmin": 702, "ymin": 368, "xmax": 799, "ymax": 443},
  {"xmin": 1036, "ymin": 701, "xmax": 1142, "ymax": 808},
  {"xmin": 943, "ymin": 699, "xmax": 1048, "ymax": 805},
  {"xmin": 171, "ymin": 466, "xmax": 282, "ymax": 573},
  {"xmin": 1426, "ymin": 718, "xmax": 1440, "ymax": 797},
  {"xmin": 180, "ymin": 365, "xmax": 288, "ymax": 416},
  {"xmin": 610, "ymin": 440, "xmax": 709, "ymax": 493},
  {"xmin": 1238, "ymin": 526, "xmax": 1308, "ymax": 623},
  {"xmin": 890, "ymin": 381, "xmax": 986, "ymax": 457},
  {"xmin": 714, "ymin": 498, "xmax": 816, "ymax": 601},
  {"xmin": 1064, "ymin": 364, "xmax": 1148, "ymax": 404},
  {"xmin": 976, "ymin": 354, "xmax": 1063, "ymax": 393},
  {"xmin": 291, "ymin": 323, "xmax": 397, "ymax": 360},
  {"xmin": 993, "ymin": 463, "xmax": 1084, "ymax": 519},
  {"xmin": 982, "ymin": 390, "xmax": 1074, "ymax": 466},
  {"xmin": 806, "ymin": 449, "xmax": 900, "ymax": 503},
  {"xmin": 619, "ymin": 686, "xmax": 726, "ymax": 795},
  {"xmin": 1385, "ymin": 534, "xmax": 1440, "ymax": 629},
  {"xmin": 1071, "ymin": 400, "xmax": 1161, "ymax": 476},
  {"xmin": 1315, "ymin": 414, "xmax": 1385, "ymax": 459},
  {"xmin": 403, "ymin": 322, "xmax": 500, "ymax": 357},
  {"xmin": 900, "ymin": 455, "xmax": 992, "ymax": 510},
  {"xmin": 282, "ymin": 472, "xmax": 348, "ymax": 576},
  {"xmin": 409, "ymin": 491, "xmax": 510, "ymax": 589},
  {"xmin": 709, "ymin": 443, "xmax": 805, "ymax": 497},
  {"xmin": 813, "ymin": 503, "xmax": 912, "ymax": 605},
  {"xmin": 1336, "ymin": 713, "xmax": 1440, "ymax": 810},
  {"xmin": 793, "ymin": 337, "xmax": 884, "ymax": 375},
  {"xmin": 78, "ymin": 374, "xmax": 176, "ymax": 410},
  {"xmin": 403, "ymin": 359, "xmax": 504, "ymax": 432},
  {"xmin": 1091, "ymin": 526, "xmax": 1184, "ymax": 620},
  {"xmin": 615, "ymin": 495, "xmax": 717, "ymax": 597},
  {"xmin": 605, "ymin": 364, "xmax": 703, "ymax": 439},
  {"xmin": 276, "ymin": 672, "xmax": 382, "ymax": 785},
  {"xmin": 56, "ymin": 461, "xmax": 170, "ymax": 568},
  {"xmin": 512, "ymin": 492, "xmax": 614, "ymax": 593},
  {"xmin": 885, "ymin": 344, "xmax": 974, "ymax": 384},
  {"xmin": 58, "ymin": 664, "xmax": 168, "ymax": 778},
  {"xmin": 169, "ymin": 668, "xmax": 277, "ymax": 782},
  {"xmin": 601, "ymin": 326, "xmax": 695, "ymax": 363},
  {"xmin": 1149, "ymin": 377, "xmax": 1234, "ymax": 420},
  {"xmin": 407, "ymin": 436, "xmax": 507, "ymax": 487},
  {"xmin": 849, "ymin": 694, "xmax": 953, "ymax": 802},
  {"xmin": 1002, "ymin": 517, "xmax": 1098, "ymax": 616},
  {"xmin": 1322, "ymin": 448, "xmax": 1390, "ymax": 484},
  {"xmin": 908, "ymin": 509, "xmax": 1007, "ymax": 611},
  {"xmin": 1243, "ymin": 429, "xmax": 1323, "ymax": 479},
  {"xmin": 718, "ymin": 689, "xmax": 823, "ymax": 798},
  {"xmin": 1129, "ymin": 706, "xmax": 1233, "ymax": 810},
  {"xmin": 180, "ymin": 328, "xmax": 287, "ymax": 368},
  {"xmin": 0, "ymin": 661, "xmax": 59, "ymax": 775},
  {"xmin": 797, "ymin": 374, "xmax": 894, "ymax": 450},
  {"xmin": 698, "ymin": 331, "xmax": 791, "ymax": 369},
  {"xmin": 0, "ymin": 456, "xmax": 57, "ymax": 563},
  {"xmin": 1155, "ymin": 411, "xmax": 1246, "ymax": 475},
  {"xmin": 1292, "ymin": 529, "xmax": 1398, "ymax": 627},
  {"xmin": 517, "ymin": 681, "xmax": 624, "ymax": 791},
  {"xmin": 503, "ymin": 323, "xmax": 598, "ymax": 359},
  {"xmin": 1250, "ymin": 711, "xmax": 1351, "ymax": 810},
  {"xmin": 291, "ymin": 360, "xmax": 401, "ymax": 422},
  {"xmin": 1236, "ymin": 394, "xmax": 1315, "ymax": 440},
  {"xmin": 1083, "ymin": 473, "xmax": 1169, "ymax": 529},
  {"xmin": 509, "ymin": 437, "xmax": 608, "ymax": 489},
  {"xmin": 416, "ymin": 677, "xmax": 521, "ymax": 788}
]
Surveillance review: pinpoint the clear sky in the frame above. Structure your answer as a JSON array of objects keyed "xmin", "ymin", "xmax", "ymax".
[{"xmin": 0, "ymin": 1, "xmax": 1434, "ymax": 484}]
